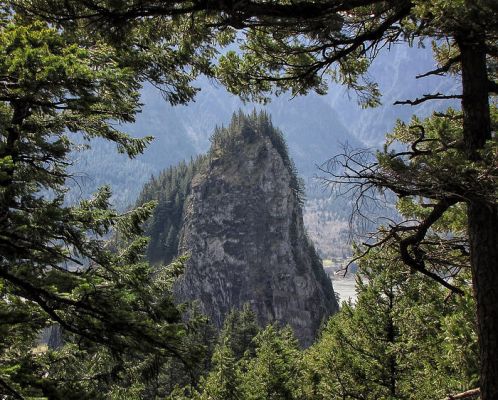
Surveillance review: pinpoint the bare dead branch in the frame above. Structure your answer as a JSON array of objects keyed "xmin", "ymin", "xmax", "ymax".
[
  {"xmin": 442, "ymin": 388, "xmax": 480, "ymax": 400},
  {"xmin": 319, "ymin": 144, "xmax": 472, "ymax": 294},
  {"xmin": 394, "ymin": 93, "xmax": 462, "ymax": 106},
  {"xmin": 416, "ymin": 55, "xmax": 461, "ymax": 79},
  {"xmin": 397, "ymin": 197, "xmax": 464, "ymax": 294}
]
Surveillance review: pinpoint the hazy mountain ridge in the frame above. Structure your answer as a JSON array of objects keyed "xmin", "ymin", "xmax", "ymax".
[
  {"xmin": 326, "ymin": 44, "xmax": 461, "ymax": 146},
  {"xmin": 70, "ymin": 44, "xmax": 459, "ymax": 199},
  {"xmin": 68, "ymin": 44, "xmax": 459, "ymax": 258}
]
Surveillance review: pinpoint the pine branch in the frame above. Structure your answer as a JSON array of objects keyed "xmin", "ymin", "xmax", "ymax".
[{"xmin": 0, "ymin": 377, "xmax": 24, "ymax": 400}]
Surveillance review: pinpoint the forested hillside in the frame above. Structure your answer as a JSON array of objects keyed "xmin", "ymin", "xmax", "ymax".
[{"xmin": 137, "ymin": 156, "xmax": 207, "ymax": 264}]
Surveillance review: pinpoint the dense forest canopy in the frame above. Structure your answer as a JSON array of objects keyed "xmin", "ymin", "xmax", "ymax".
[
  {"xmin": 167, "ymin": 252, "xmax": 477, "ymax": 400},
  {"xmin": 138, "ymin": 156, "xmax": 206, "ymax": 265},
  {"xmin": 1, "ymin": 0, "xmax": 496, "ymax": 399}
]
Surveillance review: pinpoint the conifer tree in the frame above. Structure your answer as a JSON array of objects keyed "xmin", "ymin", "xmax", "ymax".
[
  {"xmin": 0, "ymin": 8, "xmax": 194, "ymax": 398},
  {"xmin": 196, "ymin": 338, "xmax": 243, "ymax": 400},
  {"xmin": 302, "ymin": 251, "xmax": 477, "ymax": 400},
  {"xmin": 137, "ymin": 155, "xmax": 207, "ymax": 265},
  {"xmin": 240, "ymin": 324, "xmax": 302, "ymax": 400},
  {"xmin": 219, "ymin": 304, "xmax": 260, "ymax": 360}
]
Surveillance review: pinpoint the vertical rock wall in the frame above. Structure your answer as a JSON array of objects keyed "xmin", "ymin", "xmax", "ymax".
[{"xmin": 175, "ymin": 114, "xmax": 338, "ymax": 346}]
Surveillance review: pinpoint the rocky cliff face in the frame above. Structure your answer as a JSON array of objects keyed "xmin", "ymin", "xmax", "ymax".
[{"xmin": 174, "ymin": 112, "xmax": 338, "ymax": 346}]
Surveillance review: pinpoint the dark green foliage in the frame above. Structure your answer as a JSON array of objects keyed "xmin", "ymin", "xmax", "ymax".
[
  {"xmin": 219, "ymin": 304, "xmax": 260, "ymax": 360},
  {"xmin": 137, "ymin": 156, "xmax": 207, "ymax": 264},
  {"xmin": 191, "ymin": 319, "xmax": 253, "ymax": 400},
  {"xmin": 241, "ymin": 324, "xmax": 302, "ymax": 400},
  {"xmin": 302, "ymin": 251, "xmax": 478, "ymax": 400},
  {"xmin": 167, "ymin": 306, "xmax": 260, "ymax": 400},
  {"xmin": 190, "ymin": 321, "xmax": 301, "ymax": 400},
  {"xmin": 196, "ymin": 338, "xmax": 243, "ymax": 400},
  {"xmin": 137, "ymin": 303, "xmax": 218, "ymax": 399},
  {"xmin": 210, "ymin": 110, "xmax": 305, "ymax": 204},
  {"xmin": 0, "ymin": 8, "xmax": 196, "ymax": 398}
]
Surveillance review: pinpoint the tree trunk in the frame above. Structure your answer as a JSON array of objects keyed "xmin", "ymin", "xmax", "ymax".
[{"xmin": 457, "ymin": 34, "xmax": 498, "ymax": 400}]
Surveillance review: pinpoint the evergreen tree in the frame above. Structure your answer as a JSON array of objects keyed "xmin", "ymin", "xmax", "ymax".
[
  {"xmin": 175, "ymin": 305, "xmax": 259, "ymax": 400},
  {"xmin": 301, "ymin": 251, "xmax": 477, "ymax": 400},
  {"xmin": 0, "ymin": 9, "xmax": 194, "ymax": 398},
  {"xmin": 240, "ymin": 324, "xmax": 302, "ymax": 400},
  {"xmin": 219, "ymin": 304, "xmax": 260, "ymax": 360},
  {"xmin": 196, "ymin": 338, "xmax": 243, "ymax": 400},
  {"xmin": 141, "ymin": 303, "xmax": 217, "ymax": 399},
  {"xmin": 208, "ymin": 111, "xmax": 305, "ymax": 202},
  {"xmin": 137, "ymin": 156, "xmax": 207, "ymax": 265}
]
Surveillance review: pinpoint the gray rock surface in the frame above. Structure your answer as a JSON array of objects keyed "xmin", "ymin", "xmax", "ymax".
[{"xmin": 175, "ymin": 115, "xmax": 338, "ymax": 346}]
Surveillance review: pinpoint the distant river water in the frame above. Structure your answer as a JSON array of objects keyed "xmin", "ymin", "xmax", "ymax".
[{"xmin": 331, "ymin": 277, "xmax": 358, "ymax": 304}]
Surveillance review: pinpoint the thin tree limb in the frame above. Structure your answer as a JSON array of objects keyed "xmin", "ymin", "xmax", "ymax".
[
  {"xmin": 416, "ymin": 55, "xmax": 461, "ymax": 79},
  {"xmin": 394, "ymin": 93, "xmax": 462, "ymax": 106}
]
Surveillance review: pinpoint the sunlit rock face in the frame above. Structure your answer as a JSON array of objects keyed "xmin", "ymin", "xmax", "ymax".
[{"xmin": 175, "ymin": 113, "xmax": 338, "ymax": 346}]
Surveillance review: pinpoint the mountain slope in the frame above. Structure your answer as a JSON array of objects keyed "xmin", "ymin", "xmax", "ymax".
[{"xmin": 140, "ymin": 112, "xmax": 338, "ymax": 346}]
